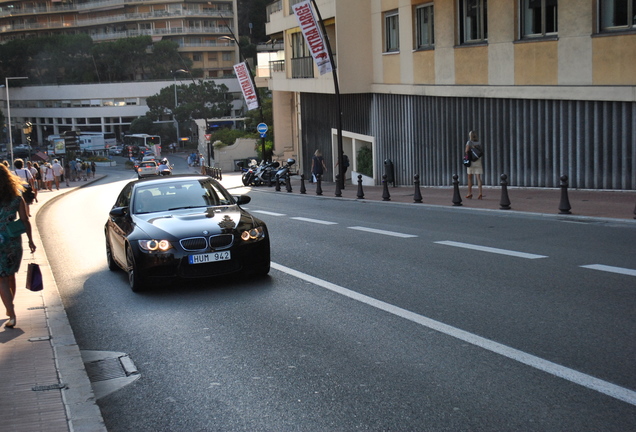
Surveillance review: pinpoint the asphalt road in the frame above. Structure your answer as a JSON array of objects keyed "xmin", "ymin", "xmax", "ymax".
[{"xmin": 37, "ymin": 157, "xmax": 636, "ymax": 431}]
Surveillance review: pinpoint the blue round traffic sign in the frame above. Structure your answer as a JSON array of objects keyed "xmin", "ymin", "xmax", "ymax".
[{"xmin": 257, "ymin": 123, "xmax": 268, "ymax": 134}]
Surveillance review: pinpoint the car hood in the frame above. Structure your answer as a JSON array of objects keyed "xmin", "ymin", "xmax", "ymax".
[{"xmin": 131, "ymin": 205, "xmax": 257, "ymax": 239}]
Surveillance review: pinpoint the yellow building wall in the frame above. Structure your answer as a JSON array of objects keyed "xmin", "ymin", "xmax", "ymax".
[
  {"xmin": 454, "ymin": 46, "xmax": 488, "ymax": 85},
  {"xmin": 383, "ymin": 54, "xmax": 401, "ymax": 84},
  {"xmin": 592, "ymin": 36, "xmax": 636, "ymax": 85},
  {"xmin": 413, "ymin": 50, "xmax": 435, "ymax": 84},
  {"xmin": 514, "ymin": 41, "xmax": 558, "ymax": 85},
  {"xmin": 381, "ymin": 0, "xmax": 399, "ymax": 10}
]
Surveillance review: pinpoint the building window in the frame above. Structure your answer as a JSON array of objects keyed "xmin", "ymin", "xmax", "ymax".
[
  {"xmin": 521, "ymin": 0, "xmax": 557, "ymax": 37},
  {"xmin": 599, "ymin": 0, "xmax": 635, "ymax": 31},
  {"xmin": 193, "ymin": 53, "xmax": 202, "ymax": 62},
  {"xmin": 415, "ymin": 3, "xmax": 434, "ymax": 49},
  {"xmin": 384, "ymin": 10, "xmax": 400, "ymax": 52},
  {"xmin": 459, "ymin": 0, "xmax": 488, "ymax": 43},
  {"xmin": 291, "ymin": 32, "xmax": 309, "ymax": 59}
]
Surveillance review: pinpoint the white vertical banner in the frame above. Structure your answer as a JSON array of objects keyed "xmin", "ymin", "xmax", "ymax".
[
  {"xmin": 292, "ymin": 0, "xmax": 333, "ymax": 76},
  {"xmin": 233, "ymin": 62, "xmax": 259, "ymax": 111}
]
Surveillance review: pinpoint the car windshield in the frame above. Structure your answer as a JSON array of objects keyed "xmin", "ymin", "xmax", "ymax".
[{"xmin": 133, "ymin": 180, "xmax": 234, "ymax": 214}]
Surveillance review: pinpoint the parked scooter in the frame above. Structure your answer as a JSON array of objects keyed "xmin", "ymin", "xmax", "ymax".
[
  {"xmin": 237, "ymin": 159, "xmax": 259, "ymax": 186},
  {"xmin": 274, "ymin": 158, "xmax": 296, "ymax": 187},
  {"xmin": 255, "ymin": 161, "xmax": 279, "ymax": 186}
]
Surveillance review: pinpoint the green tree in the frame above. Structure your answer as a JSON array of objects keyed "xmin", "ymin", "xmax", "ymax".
[
  {"xmin": 129, "ymin": 116, "xmax": 157, "ymax": 135},
  {"xmin": 243, "ymin": 88, "xmax": 273, "ymax": 136},
  {"xmin": 145, "ymin": 80, "xmax": 234, "ymax": 138}
]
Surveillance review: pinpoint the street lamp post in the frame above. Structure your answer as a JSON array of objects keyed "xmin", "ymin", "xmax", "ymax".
[
  {"xmin": 172, "ymin": 69, "xmax": 188, "ymax": 148},
  {"xmin": 5, "ymin": 76, "xmax": 28, "ymax": 165}
]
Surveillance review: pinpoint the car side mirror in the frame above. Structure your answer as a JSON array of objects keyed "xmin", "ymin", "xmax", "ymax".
[
  {"xmin": 234, "ymin": 195, "xmax": 251, "ymax": 205},
  {"xmin": 109, "ymin": 207, "xmax": 128, "ymax": 218}
]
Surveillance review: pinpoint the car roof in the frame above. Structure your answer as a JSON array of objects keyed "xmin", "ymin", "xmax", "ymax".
[
  {"xmin": 140, "ymin": 161, "xmax": 157, "ymax": 166},
  {"xmin": 133, "ymin": 174, "xmax": 212, "ymax": 186}
]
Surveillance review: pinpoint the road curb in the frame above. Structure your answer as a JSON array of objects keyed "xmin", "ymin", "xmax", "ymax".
[{"xmin": 31, "ymin": 176, "xmax": 108, "ymax": 432}]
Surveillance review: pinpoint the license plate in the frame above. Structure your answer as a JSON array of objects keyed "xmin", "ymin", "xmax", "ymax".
[{"xmin": 188, "ymin": 251, "xmax": 231, "ymax": 264}]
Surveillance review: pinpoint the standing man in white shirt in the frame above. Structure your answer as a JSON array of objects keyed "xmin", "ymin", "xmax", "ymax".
[{"xmin": 51, "ymin": 159, "xmax": 64, "ymax": 190}]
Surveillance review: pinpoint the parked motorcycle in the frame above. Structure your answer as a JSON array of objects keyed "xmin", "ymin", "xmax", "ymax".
[{"xmin": 239, "ymin": 160, "xmax": 279, "ymax": 186}]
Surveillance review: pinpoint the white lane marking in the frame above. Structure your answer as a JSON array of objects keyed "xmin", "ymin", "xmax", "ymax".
[
  {"xmin": 435, "ymin": 241, "xmax": 547, "ymax": 259},
  {"xmin": 252, "ymin": 210, "xmax": 287, "ymax": 217},
  {"xmin": 581, "ymin": 264, "xmax": 636, "ymax": 277},
  {"xmin": 271, "ymin": 262, "xmax": 636, "ymax": 407},
  {"xmin": 290, "ymin": 217, "xmax": 338, "ymax": 225},
  {"xmin": 349, "ymin": 226, "xmax": 418, "ymax": 238}
]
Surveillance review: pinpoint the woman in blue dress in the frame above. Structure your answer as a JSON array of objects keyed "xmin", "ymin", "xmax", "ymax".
[{"xmin": 0, "ymin": 164, "xmax": 37, "ymax": 328}]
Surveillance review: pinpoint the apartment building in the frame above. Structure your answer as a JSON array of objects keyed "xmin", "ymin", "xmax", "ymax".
[
  {"xmin": 0, "ymin": 0, "xmax": 240, "ymax": 79},
  {"xmin": 265, "ymin": 0, "xmax": 636, "ymax": 190}
]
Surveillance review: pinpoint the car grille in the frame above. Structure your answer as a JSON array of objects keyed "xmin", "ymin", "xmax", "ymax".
[
  {"xmin": 180, "ymin": 234, "xmax": 234, "ymax": 252},
  {"xmin": 180, "ymin": 237, "xmax": 207, "ymax": 251},
  {"xmin": 208, "ymin": 234, "xmax": 234, "ymax": 250}
]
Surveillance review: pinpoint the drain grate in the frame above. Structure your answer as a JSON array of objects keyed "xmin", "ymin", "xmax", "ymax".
[
  {"xmin": 33, "ymin": 383, "xmax": 67, "ymax": 391},
  {"xmin": 85, "ymin": 357, "xmax": 128, "ymax": 383}
]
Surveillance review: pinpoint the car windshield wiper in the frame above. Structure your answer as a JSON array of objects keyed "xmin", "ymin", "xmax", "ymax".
[{"xmin": 167, "ymin": 205, "xmax": 206, "ymax": 211}]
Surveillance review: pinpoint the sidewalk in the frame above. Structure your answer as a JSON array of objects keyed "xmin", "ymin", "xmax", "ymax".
[
  {"xmin": 222, "ymin": 171, "xmax": 636, "ymax": 222},
  {"xmin": 1, "ymin": 166, "xmax": 634, "ymax": 432},
  {"xmin": 1, "ymin": 177, "xmax": 107, "ymax": 432}
]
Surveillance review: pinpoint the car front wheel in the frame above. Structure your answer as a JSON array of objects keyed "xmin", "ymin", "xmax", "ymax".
[
  {"xmin": 106, "ymin": 238, "xmax": 119, "ymax": 271},
  {"xmin": 126, "ymin": 245, "xmax": 145, "ymax": 292}
]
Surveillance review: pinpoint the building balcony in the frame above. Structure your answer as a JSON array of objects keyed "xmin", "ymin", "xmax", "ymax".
[
  {"xmin": 0, "ymin": 9, "xmax": 234, "ymax": 33},
  {"xmin": 0, "ymin": 1, "xmax": 233, "ymax": 18},
  {"xmin": 88, "ymin": 26, "xmax": 232, "ymax": 42}
]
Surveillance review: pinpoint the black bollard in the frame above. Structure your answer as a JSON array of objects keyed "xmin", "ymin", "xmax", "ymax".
[
  {"xmin": 413, "ymin": 174, "xmax": 423, "ymax": 203},
  {"xmin": 633, "ymin": 200, "xmax": 636, "ymax": 219},
  {"xmin": 382, "ymin": 174, "xmax": 391, "ymax": 201},
  {"xmin": 452, "ymin": 174, "xmax": 463, "ymax": 206},
  {"xmin": 218, "ymin": 168, "xmax": 222, "ymax": 181},
  {"xmin": 356, "ymin": 174, "xmax": 365, "ymax": 199},
  {"xmin": 499, "ymin": 174, "xmax": 511, "ymax": 210},
  {"xmin": 316, "ymin": 174, "xmax": 323, "ymax": 196},
  {"xmin": 559, "ymin": 175, "xmax": 572, "ymax": 214},
  {"xmin": 335, "ymin": 174, "xmax": 342, "ymax": 197},
  {"xmin": 300, "ymin": 174, "xmax": 306, "ymax": 194},
  {"xmin": 275, "ymin": 174, "xmax": 281, "ymax": 191},
  {"xmin": 286, "ymin": 175, "xmax": 292, "ymax": 193}
]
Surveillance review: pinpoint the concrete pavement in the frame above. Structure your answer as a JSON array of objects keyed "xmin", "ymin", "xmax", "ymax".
[{"xmin": 1, "ymin": 161, "xmax": 634, "ymax": 432}]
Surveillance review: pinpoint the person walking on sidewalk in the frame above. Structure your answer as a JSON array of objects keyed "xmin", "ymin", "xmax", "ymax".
[
  {"xmin": 465, "ymin": 130, "xmax": 484, "ymax": 200},
  {"xmin": 311, "ymin": 149, "xmax": 327, "ymax": 183},
  {"xmin": 43, "ymin": 162, "xmax": 54, "ymax": 191},
  {"xmin": 0, "ymin": 164, "xmax": 37, "ymax": 329}
]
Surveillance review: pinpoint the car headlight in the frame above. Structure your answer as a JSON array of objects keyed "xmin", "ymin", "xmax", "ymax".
[
  {"xmin": 138, "ymin": 239, "xmax": 173, "ymax": 252},
  {"xmin": 240, "ymin": 226, "xmax": 266, "ymax": 242}
]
